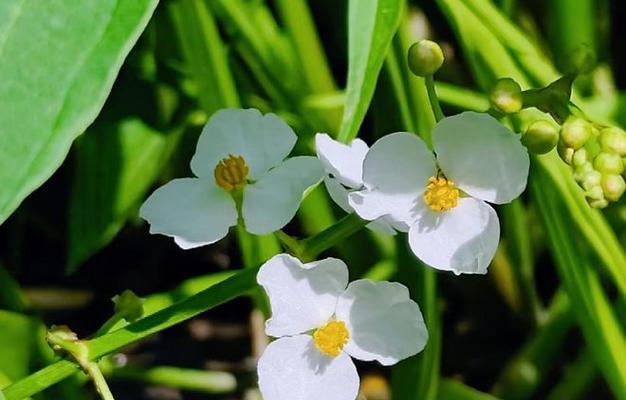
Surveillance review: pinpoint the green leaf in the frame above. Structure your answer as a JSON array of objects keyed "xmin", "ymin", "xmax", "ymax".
[
  {"xmin": 531, "ymin": 162, "xmax": 626, "ymax": 398},
  {"xmin": 0, "ymin": 0, "xmax": 159, "ymax": 225},
  {"xmin": 438, "ymin": 379, "xmax": 500, "ymax": 400},
  {"xmin": 68, "ymin": 118, "xmax": 180, "ymax": 271},
  {"xmin": 338, "ymin": 0, "xmax": 404, "ymax": 142},
  {"xmin": 0, "ymin": 311, "xmax": 38, "ymax": 383},
  {"xmin": 167, "ymin": 0, "xmax": 239, "ymax": 111}
]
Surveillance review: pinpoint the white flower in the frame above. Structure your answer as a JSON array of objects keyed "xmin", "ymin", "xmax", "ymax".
[
  {"xmin": 348, "ymin": 112, "xmax": 530, "ymax": 275},
  {"xmin": 257, "ymin": 254, "xmax": 428, "ymax": 400},
  {"xmin": 140, "ymin": 109, "xmax": 323, "ymax": 249},
  {"xmin": 315, "ymin": 133, "xmax": 398, "ymax": 235}
]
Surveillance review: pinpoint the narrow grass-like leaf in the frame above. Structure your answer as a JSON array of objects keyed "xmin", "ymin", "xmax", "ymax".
[
  {"xmin": 338, "ymin": 0, "xmax": 404, "ymax": 142},
  {"xmin": 0, "ymin": 0, "xmax": 158, "ymax": 225},
  {"xmin": 68, "ymin": 118, "xmax": 180, "ymax": 271}
]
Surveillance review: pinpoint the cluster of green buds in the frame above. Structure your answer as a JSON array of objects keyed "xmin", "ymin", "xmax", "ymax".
[
  {"xmin": 486, "ymin": 46, "xmax": 626, "ymax": 208},
  {"xmin": 560, "ymin": 120, "xmax": 626, "ymax": 208}
]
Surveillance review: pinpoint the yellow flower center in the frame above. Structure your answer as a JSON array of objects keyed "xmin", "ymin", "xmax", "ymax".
[
  {"xmin": 214, "ymin": 154, "xmax": 249, "ymax": 191},
  {"xmin": 313, "ymin": 320, "xmax": 350, "ymax": 357},
  {"xmin": 423, "ymin": 176, "xmax": 459, "ymax": 212}
]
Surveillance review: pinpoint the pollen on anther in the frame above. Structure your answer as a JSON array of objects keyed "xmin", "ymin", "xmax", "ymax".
[
  {"xmin": 313, "ymin": 320, "xmax": 350, "ymax": 358},
  {"xmin": 214, "ymin": 154, "xmax": 249, "ymax": 191},
  {"xmin": 423, "ymin": 176, "xmax": 459, "ymax": 212}
]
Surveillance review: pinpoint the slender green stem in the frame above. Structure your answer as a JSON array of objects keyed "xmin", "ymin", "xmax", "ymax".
[
  {"xmin": 425, "ymin": 75, "xmax": 444, "ymax": 122},
  {"xmin": 274, "ymin": 230, "xmax": 303, "ymax": 255},
  {"xmin": 299, "ymin": 213, "xmax": 368, "ymax": 261},
  {"xmin": 85, "ymin": 363, "xmax": 115, "ymax": 400}
]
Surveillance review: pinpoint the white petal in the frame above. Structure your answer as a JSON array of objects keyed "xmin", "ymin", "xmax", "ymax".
[
  {"xmin": 324, "ymin": 176, "xmax": 353, "ymax": 213},
  {"xmin": 258, "ymin": 335, "xmax": 359, "ymax": 400},
  {"xmin": 315, "ymin": 133, "xmax": 368, "ymax": 188},
  {"xmin": 433, "ymin": 112, "xmax": 530, "ymax": 204},
  {"xmin": 257, "ymin": 254, "xmax": 349, "ymax": 337},
  {"xmin": 324, "ymin": 177, "xmax": 397, "ymax": 235},
  {"xmin": 408, "ymin": 197, "xmax": 500, "ymax": 274},
  {"xmin": 242, "ymin": 156, "xmax": 323, "ymax": 234},
  {"xmin": 361, "ymin": 132, "xmax": 436, "ymax": 194},
  {"xmin": 139, "ymin": 178, "xmax": 237, "ymax": 249},
  {"xmin": 190, "ymin": 108, "xmax": 297, "ymax": 181},
  {"xmin": 335, "ymin": 280, "xmax": 428, "ymax": 366},
  {"xmin": 348, "ymin": 190, "xmax": 416, "ymax": 232},
  {"xmin": 348, "ymin": 132, "xmax": 436, "ymax": 228}
]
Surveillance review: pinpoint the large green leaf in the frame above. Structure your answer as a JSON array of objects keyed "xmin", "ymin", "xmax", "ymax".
[
  {"xmin": 0, "ymin": 0, "xmax": 159, "ymax": 225},
  {"xmin": 338, "ymin": 0, "xmax": 404, "ymax": 142}
]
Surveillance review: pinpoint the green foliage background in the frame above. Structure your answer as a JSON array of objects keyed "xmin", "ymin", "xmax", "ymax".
[{"xmin": 0, "ymin": 0, "xmax": 624, "ymax": 399}]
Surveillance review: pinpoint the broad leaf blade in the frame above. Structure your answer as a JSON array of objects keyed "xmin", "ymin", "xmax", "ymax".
[
  {"xmin": 0, "ymin": 0, "xmax": 159, "ymax": 225},
  {"xmin": 338, "ymin": 0, "xmax": 403, "ymax": 142}
]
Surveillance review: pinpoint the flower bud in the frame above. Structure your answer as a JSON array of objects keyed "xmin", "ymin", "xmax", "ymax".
[
  {"xmin": 490, "ymin": 78, "xmax": 523, "ymax": 114},
  {"xmin": 564, "ymin": 44, "xmax": 596, "ymax": 75},
  {"xmin": 522, "ymin": 120, "xmax": 558, "ymax": 154},
  {"xmin": 572, "ymin": 147, "xmax": 588, "ymax": 168},
  {"xmin": 588, "ymin": 197, "xmax": 609, "ymax": 209},
  {"xmin": 113, "ymin": 290, "xmax": 144, "ymax": 322},
  {"xmin": 579, "ymin": 169, "xmax": 602, "ymax": 190},
  {"xmin": 407, "ymin": 40, "xmax": 444, "ymax": 77},
  {"xmin": 593, "ymin": 152, "xmax": 624, "ymax": 175},
  {"xmin": 601, "ymin": 174, "xmax": 626, "ymax": 202},
  {"xmin": 557, "ymin": 142, "xmax": 575, "ymax": 164},
  {"xmin": 599, "ymin": 127, "xmax": 626, "ymax": 156},
  {"xmin": 585, "ymin": 185, "xmax": 605, "ymax": 201},
  {"xmin": 560, "ymin": 117, "xmax": 591, "ymax": 149}
]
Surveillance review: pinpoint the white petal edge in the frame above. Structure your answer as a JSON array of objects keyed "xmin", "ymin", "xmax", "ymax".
[
  {"xmin": 190, "ymin": 108, "xmax": 297, "ymax": 181},
  {"xmin": 361, "ymin": 132, "xmax": 436, "ymax": 195},
  {"xmin": 433, "ymin": 112, "xmax": 530, "ymax": 204},
  {"xmin": 243, "ymin": 156, "xmax": 323, "ymax": 235},
  {"xmin": 408, "ymin": 197, "xmax": 500, "ymax": 274},
  {"xmin": 257, "ymin": 335, "xmax": 359, "ymax": 400},
  {"xmin": 257, "ymin": 254, "xmax": 349, "ymax": 337},
  {"xmin": 348, "ymin": 189, "xmax": 416, "ymax": 232},
  {"xmin": 324, "ymin": 176, "xmax": 353, "ymax": 213},
  {"xmin": 335, "ymin": 279, "xmax": 428, "ymax": 366},
  {"xmin": 315, "ymin": 133, "xmax": 368, "ymax": 188},
  {"xmin": 139, "ymin": 178, "xmax": 237, "ymax": 249}
]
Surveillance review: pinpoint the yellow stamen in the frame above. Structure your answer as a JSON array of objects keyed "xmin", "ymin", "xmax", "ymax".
[
  {"xmin": 423, "ymin": 176, "xmax": 459, "ymax": 212},
  {"xmin": 313, "ymin": 320, "xmax": 350, "ymax": 357},
  {"xmin": 214, "ymin": 154, "xmax": 249, "ymax": 191}
]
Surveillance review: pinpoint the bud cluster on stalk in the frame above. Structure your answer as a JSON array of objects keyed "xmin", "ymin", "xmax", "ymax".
[{"xmin": 559, "ymin": 119, "xmax": 626, "ymax": 208}]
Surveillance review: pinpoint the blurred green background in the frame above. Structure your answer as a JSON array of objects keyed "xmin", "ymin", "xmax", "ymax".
[{"xmin": 0, "ymin": 0, "xmax": 624, "ymax": 399}]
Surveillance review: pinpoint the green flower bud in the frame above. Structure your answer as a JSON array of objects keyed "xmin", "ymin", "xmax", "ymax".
[
  {"xmin": 407, "ymin": 40, "xmax": 444, "ymax": 77},
  {"xmin": 113, "ymin": 290, "xmax": 144, "ymax": 322},
  {"xmin": 599, "ymin": 127, "xmax": 626, "ymax": 156},
  {"xmin": 560, "ymin": 117, "xmax": 591, "ymax": 150},
  {"xmin": 585, "ymin": 185, "xmax": 605, "ymax": 201},
  {"xmin": 490, "ymin": 78, "xmax": 523, "ymax": 114},
  {"xmin": 521, "ymin": 120, "xmax": 558, "ymax": 154},
  {"xmin": 579, "ymin": 169, "xmax": 602, "ymax": 191},
  {"xmin": 557, "ymin": 142, "xmax": 575, "ymax": 164},
  {"xmin": 588, "ymin": 197, "xmax": 609, "ymax": 209},
  {"xmin": 601, "ymin": 174, "xmax": 626, "ymax": 202},
  {"xmin": 593, "ymin": 152, "xmax": 624, "ymax": 175},
  {"xmin": 572, "ymin": 147, "xmax": 588, "ymax": 168}
]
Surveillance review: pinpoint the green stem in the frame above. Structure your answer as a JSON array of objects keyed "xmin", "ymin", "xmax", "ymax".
[
  {"xmin": 299, "ymin": 213, "xmax": 368, "ymax": 261},
  {"xmin": 425, "ymin": 75, "xmax": 445, "ymax": 122},
  {"xmin": 84, "ymin": 363, "xmax": 115, "ymax": 400}
]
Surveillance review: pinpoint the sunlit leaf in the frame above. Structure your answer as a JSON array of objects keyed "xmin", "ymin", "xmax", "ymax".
[{"xmin": 0, "ymin": 0, "xmax": 159, "ymax": 225}]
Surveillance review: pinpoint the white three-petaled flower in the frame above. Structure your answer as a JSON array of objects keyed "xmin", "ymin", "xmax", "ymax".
[
  {"xmin": 315, "ymin": 133, "xmax": 398, "ymax": 235},
  {"xmin": 257, "ymin": 254, "xmax": 428, "ymax": 400},
  {"xmin": 140, "ymin": 109, "xmax": 323, "ymax": 249},
  {"xmin": 348, "ymin": 112, "xmax": 529, "ymax": 274}
]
